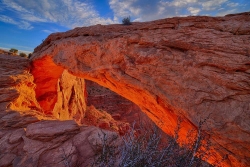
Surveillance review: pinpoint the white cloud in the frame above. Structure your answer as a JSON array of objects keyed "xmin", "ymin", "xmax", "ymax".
[
  {"xmin": 108, "ymin": 0, "xmax": 202, "ymax": 21},
  {"xmin": 109, "ymin": 0, "xmax": 177, "ymax": 22},
  {"xmin": 109, "ymin": 0, "xmax": 142, "ymax": 17},
  {"xmin": 188, "ymin": 7, "xmax": 201, "ymax": 15},
  {"xmin": 0, "ymin": 0, "xmax": 116, "ymax": 29},
  {"xmin": 108, "ymin": 0, "xmax": 242, "ymax": 22},
  {"xmin": 217, "ymin": 8, "xmax": 238, "ymax": 16},
  {"xmin": 0, "ymin": 15, "xmax": 33, "ymax": 30},
  {"xmin": 170, "ymin": 0, "xmax": 194, "ymax": 7},
  {"xmin": 19, "ymin": 21, "xmax": 33, "ymax": 30},
  {"xmin": 42, "ymin": 27, "xmax": 65, "ymax": 34},
  {"xmin": 42, "ymin": 30, "xmax": 54, "ymax": 34},
  {"xmin": 2, "ymin": 0, "xmax": 31, "ymax": 13},
  {"xmin": 201, "ymin": 0, "xmax": 228, "ymax": 11},
  {"xmin": 227, "ymin": 2, "xmax": 239, "ymax": 8},
  {"xmin": 21, "ymin": 14, "xmax": 48, "ymax": 22},
  {"xmin": 0, "ymin": 15, "xmax": 18, "ymax": 25}
]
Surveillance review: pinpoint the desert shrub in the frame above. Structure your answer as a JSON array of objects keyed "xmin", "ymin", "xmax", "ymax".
[
  {"xmin": 92, "ymin": 119, "xmax": 220, "ymax": 167},
  {"xmin": 19, "ymin": 52, "xmax": 28, "ymax": 58},
  {"xmin": 119, "ymin": 121, "xmax": 213, "ymax": 167},
  {"xmin": 122, "ymin": 16, "xmax": 131, "ymax": 25},
  {"xmin": 9, "ymin": 48, "xmax": 18, "ymax": 55},
  {"xmin": 92, "ymin": 130, "xmax": 118, "ymax": 167}
]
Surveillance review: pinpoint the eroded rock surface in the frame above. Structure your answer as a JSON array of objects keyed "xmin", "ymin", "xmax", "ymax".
[
  {"xmin": 52, "ymin": 70, "xmax": 87, "ymax": 124},
  {"xmin": 0, "ymin": 54, "xmax": 40, "ymax": 112},
  {"xmin": 0, "ymin": 55, "xmax": 120, "ymax": 167},
  {"xmin": 32, "ymin": 13, "xmax": 250, "ymax": 166},
  {"xmin": 31, "ymin": 56, "xmax": 87, "ymax": 123},
  {"xmin": 86, "ymin": 80, "xmax": 151, "ymax": 126}
]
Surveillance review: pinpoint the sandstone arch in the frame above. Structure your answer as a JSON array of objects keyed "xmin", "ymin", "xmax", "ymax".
[{"xmin": 31, "ymin": 13, "xmax": 250, "ymax": 166}]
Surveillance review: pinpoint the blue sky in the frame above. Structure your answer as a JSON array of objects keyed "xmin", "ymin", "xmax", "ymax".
[{"xmin": 0, "ymin": 0, "xmax": 249, "ymax": 54}]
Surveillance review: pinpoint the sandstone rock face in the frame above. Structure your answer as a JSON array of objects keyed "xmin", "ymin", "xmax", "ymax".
[
  {"xmin": 0, "ymin": 55, "xmax": 120, "ymax": 166},
  {"xmin": 86, "ymin": 80, "xmax": 151, "ymax": 126},
  {"xmin": 31, "ymin": 56, "xmax": 87, "ymax": 123},
  {"xmin": 32, "ymin": 13, "xmax": 250, "ymax": 166},
  {"xmin": 83, "ymin": 105, "xmax": 133, "ymax": 135},
  {"xmin": 0, "ymin": 54, "xmax": 40, "ymax": 112},
  {"xmin": 52, "ymin": 70, "xmax": 87, "ymax": 124},
  {"xmin": 0, "ymin": 121, "xmax": 118, "ymax": 167}
]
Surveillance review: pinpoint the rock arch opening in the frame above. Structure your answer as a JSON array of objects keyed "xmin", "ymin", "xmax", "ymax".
[
  {"xmin": 31, "ymin": 55, "xmax": 191, "ymax": 136},
  {"xmin": 31, "ymin": 56, "xmax": 165, "ymax": 134},
  {"xmin": 30, "ymin": 13, "xmax": 250, "ymax": 166}
]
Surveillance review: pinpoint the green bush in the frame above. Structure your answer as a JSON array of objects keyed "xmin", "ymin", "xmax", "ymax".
[
  {"xmin": 122, "ymin": 16, "xmax": 131, "ymax": 25},
  {"xmin": 9, "ymin": 48, "xmax": 18, "ymax": 55},
  {"xmin": 19, "ymin": 52, "xmax": 28, "ymax": 58}
]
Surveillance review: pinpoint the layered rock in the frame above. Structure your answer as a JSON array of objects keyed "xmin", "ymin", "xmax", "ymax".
[
  {"xmin": 31, "ymin": 56, "xmax": 87, "ymax": 123},
  {"xmin": 0, "ymin": 54, "xmax": 40, "ymax": 112},
  {"xmin": 52, "ymin": 70, "xmax": 86, "ymax": 123},
  {"xmin": 0, "ymin": 54, "xmax": 120, "ymax": 167},
  {"xmin": 86, "ymin": 80, "xmax": 150, "ymax": 126},
  {"xmin": 0, "ymin": 119, "xmax": 118, "ymax": 167},
  {"xmin": 32, "ymin": 12, "xmax": 250, "ymax": 166}
]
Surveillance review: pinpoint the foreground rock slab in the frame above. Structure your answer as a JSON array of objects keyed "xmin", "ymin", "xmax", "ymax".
[{"xmin": 32, "ymin": 12, "xmax": 250, "ymax": 166}]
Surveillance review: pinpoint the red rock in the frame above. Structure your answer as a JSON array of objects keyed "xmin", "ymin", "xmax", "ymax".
[
  {"xmin": 26, "ymin": 120, "xmax": 80, "ymax": 141},
  {"xmin": 86, "ymin": 80, "xmax": 151, "ymax": 125},
  {"xmin": 52, "ymin": 70, "xmax": 87, "ymax": 124},
  {"xmin": 0, "ymin": 55, "xmax": 110, "ymax": 167},
  {"xmin": 0, "ymin": 54, "xmax": 40, "ymax": 112},
  {"xmin": 0, "ymin": 13, "xmax": 250, "ymax": 167},
  {"xmin": 0, "ymin": 153, "xmax": 16, "ymax": 167},
  {"xmin": 8, "ymin": 128, "xmax": 25, "ymax": 144},
  {"xmin": 31, "ymin": 56, "xmax": 87, "ymax": 124},
  {"xmin": 31, "ymin": 13, "xmax": 250, "ymax": 166},
  {"xmin": 97, "ymin": 120, "xmax": 110, "ymax": 129},
  {"xmin": 112, "ymin": 113, "xmax": 121, "ymax": 120}
]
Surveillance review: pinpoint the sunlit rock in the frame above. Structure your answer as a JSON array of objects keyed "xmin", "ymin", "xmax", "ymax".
[
  {"xmin": 0, "ymin": 12, "xmax": 249, "ymax": 167},
  {"xmin": 31, "ymin": 12, "xmax": 250, "ymax": 166}
]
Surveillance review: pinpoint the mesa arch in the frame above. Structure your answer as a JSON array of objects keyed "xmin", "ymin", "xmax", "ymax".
[{"xmin": 31, "ymin": 12, "xmax": 250, "ymax": 166}]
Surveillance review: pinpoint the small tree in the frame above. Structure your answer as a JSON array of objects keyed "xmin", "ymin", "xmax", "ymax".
[
  {"xmin": 122, "ymin": 16, "xmax": 131, "ymax": 25},
  {"xmin": 9, "ymin": 48, "xmax": 18, "ymax": 55},
  {"xmin": 19, "ymin": 52, "xmax": 28, "ymax": 58}
]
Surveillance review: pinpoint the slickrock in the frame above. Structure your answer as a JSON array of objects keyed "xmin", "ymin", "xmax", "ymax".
[
  {"xmin": 0, "ymin": 54, "xmax": 120, "ymax": 167},
  {"xmin": 1, "ymin": 124, "xmax": 118, "ymax": 167},
  {"xmin": 26, "ymin": 120, "xmax": 80, "ymax": 141},
  {"xmin": 32, "ymin": 12, "xmax": 250, "ymax": 166}
]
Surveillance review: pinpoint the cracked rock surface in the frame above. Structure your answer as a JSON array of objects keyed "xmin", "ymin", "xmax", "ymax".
[{"xmin": 32, "ymin": 12, "xmax": 250, "ymax": 166}]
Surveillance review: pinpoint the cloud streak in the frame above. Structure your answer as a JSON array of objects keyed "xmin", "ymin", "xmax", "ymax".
[
  {"xmin": 0, "ymin": 0, "xmax": 116, "ymax": 30},
  {"xmin": 109, "ymin": 0, "xmax": 249, "ymax": 22},
  {"xmin": 0, "ymin": 15, "xmax": 33, "ymax": 29}
]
